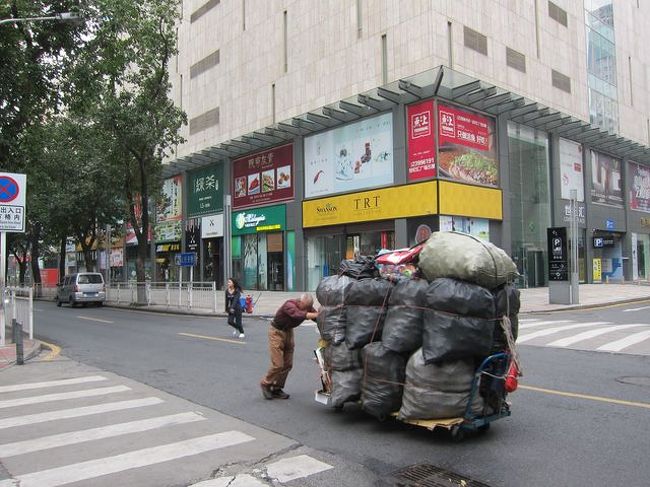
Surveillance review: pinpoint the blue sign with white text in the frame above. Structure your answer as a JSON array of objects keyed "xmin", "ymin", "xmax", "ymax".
[{"xmin": 177, "ymin": 252, "xmax": 196, "ymax": 267}]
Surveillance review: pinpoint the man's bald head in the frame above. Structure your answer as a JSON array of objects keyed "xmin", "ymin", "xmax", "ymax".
[{"xmin": 299, "ymin": 293, "xmax": 314, "ymax": 309}]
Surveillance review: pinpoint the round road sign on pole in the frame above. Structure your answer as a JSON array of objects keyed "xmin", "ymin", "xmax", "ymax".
[{"xmin": 0, "ymin": 175, "xmax": 20, "ymax": 203}]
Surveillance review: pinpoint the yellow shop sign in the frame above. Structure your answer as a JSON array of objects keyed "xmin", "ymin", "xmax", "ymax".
[{"xmin": 303, "ymin": 181, "xmax": 438, "ymax": 228}]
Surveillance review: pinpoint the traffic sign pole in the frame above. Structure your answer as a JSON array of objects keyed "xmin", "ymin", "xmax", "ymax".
[{"xmin": 1, "ymin": 231, "xmax": 6, "ymax": 346}]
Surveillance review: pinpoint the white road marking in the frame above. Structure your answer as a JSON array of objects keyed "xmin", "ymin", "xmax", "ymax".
[
  {"xmin": 0, "ymin": 412, "xmax": 206, "ymax": 457},
  {"xmin": 547, "ymin": 324, "xmax": 648, "ymax": 347},
  {"xmin": 517, "ymin": 322, "xmax": 610, "ymax": 343},
  {"xmin": 14, "ymin": 431, "xmax": 255, "ymax": 487},
  {"xmin": 0, "ymin": 397, "xmax": 164, "ymax": 430},
  {"xmin": 189, "ymin": 474, "xmax": 267, "ymax": 487},
  {"xmin": 622, "ymin": 305, "xmax": 650, "ymax": 313},
  {"xmin": 76, "ymin": 315, "xmax": 114, "ymax": 324},
  {"xmin": 0, "ymin": 376, "xmax": 107, "ymax": 394},
  {"xmin": 597, "ymin": 330, "xmax": 650, "ymax": 352},
  {"xmin": 519, "ymin": 320, "xmax": 575, "ymax": 330},
  {"xmin": 0, "ymin": 480, "xmax": 18, "ymax": 487},
  {"xmin": 266, "ymin": 455, "xmax": 333, "ymax": 482},
  {"xmin": 0, "ymin": 385, "xmax": 131, "ymax": 410}
]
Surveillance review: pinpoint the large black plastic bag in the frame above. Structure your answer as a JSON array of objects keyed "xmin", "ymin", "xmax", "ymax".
[
  {"xmin": 382, "ymin": 279, "xmax": 428, "ymax": 353},
  {"xmin": 421, "ymin": 279, "xmax": 496, "ymax": 363},
  {"xmin": 316, "ymin": 275, "xmax": 353, "ymax": 344},
  {"xmin": 361, "ymin": 343, "xmax": 406, "ymax": 420},
  {"xmin": 339, "ymin": 256, "xmax": 379, "ymax": 280},
  {"xmin": 325, "ymin": 342, "xmax": 362, "ymax": 371},
  {"xmin": 422, "ymin": 311, "xmax": 495, "ymax": 363},
  {"xmin": 330, "ymin": 369, "xmax": 363, "ymax": 407},
  {"xmin": 345, "ymin": 279, "xmax": 393, "ymax": 349},
  {"xmin": 418, "ymin": 231, "xmax": 518, "ymax": 289},
  {"xmin": 398, "ymin": 349, "xmax": 483, "ymax": 420}
]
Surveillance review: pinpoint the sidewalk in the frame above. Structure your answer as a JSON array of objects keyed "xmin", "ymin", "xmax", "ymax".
[{"xmin": 0, "ymin": 339, "xmax": 41, "ymax": 371}]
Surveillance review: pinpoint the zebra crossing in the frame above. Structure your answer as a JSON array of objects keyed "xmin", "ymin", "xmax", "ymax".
[
  {"xmin": 518, "ymin": 317, "xmax": 650, "ymax": 355},
  {"xmin": 0, "ymin": 370, "xmax": 333, "ymax": 487}
]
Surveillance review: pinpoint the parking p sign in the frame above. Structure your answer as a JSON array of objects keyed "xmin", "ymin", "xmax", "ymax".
[{"xmin": 0, "ymin": 172, "xmax": 26, "ymax": 233}]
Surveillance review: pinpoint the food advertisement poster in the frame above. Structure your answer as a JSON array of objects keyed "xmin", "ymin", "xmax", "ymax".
[
  {"xmin": 628, "ymin": 161, "xmax": 650, "ymax": 213},
  {"xmin": 437, "ymin": 103, "xmax": 498, "ymax": 187},
  {"xmin": 232, "ymin": 144, "xmax": 293, "ymax": 210},
  {"xmin": 304, "ymin": 112, "xmax": 393, "ymax": 198},
  {"xmin": 590, "ymin": 150, "xmax": 623, "ymax": 207},
  {"xmin": 559, "ymin": 138, "xmax": 584, "ymax": 201},
  {"xmin": 407, "ymin": 100, "xmax": 436, "ymax": 181}
]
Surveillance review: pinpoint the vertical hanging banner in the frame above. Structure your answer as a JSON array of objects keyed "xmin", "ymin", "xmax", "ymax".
[
  {"xmin": 407, "ymin": 100, "xmax": 436, "ymax": 180},
  {"xmin": 0, "ymin": 172, "xmax": 27, "ymax": 233},
  {"xmin": 559, "ymin": 138, "xmax": 584, "ymax": 201},
  {"xmin": 628, "ymin": 161, "xmax": 650, "ymax": 213}
]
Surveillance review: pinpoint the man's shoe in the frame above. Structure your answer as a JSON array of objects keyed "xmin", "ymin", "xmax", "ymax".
[
  {"xmin": 272, "ymin": 389, "xmax": 290, "ymax": 399},
  {"xmin": 261, "ymin": 385, "xmax": 274, "ymax": 400}
]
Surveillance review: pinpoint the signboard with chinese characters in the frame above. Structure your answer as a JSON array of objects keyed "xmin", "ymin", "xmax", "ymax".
[
  {"xmin": 562, "ymin": 201, "xmax": 586, "ymax": 226},
  {"xmin": 231, "ymin": 204, "xmax": 286, "ymax": 236},
  {"xmin": 304, "ymin": 113, "xmax": 393, "ymax": 198},
  {"xmin": 157, "ymin": 175, "xmax": 183, "ymax": 222},
  {"xmin": 628, "ymin": 161, "xmax": 650, "ymax": 213},
  {"xmin": 407, "ymin": 100, "xmax": 436, "ymax": 181},
  {"xmin": 437, "ymin": 104, "xmax": 498, "ymax": 187},
  {"xmin": 547, "ymin": 227, "xmax": 568, "ymax": 281},
  {"xmin": 154, "ymin": 221, "xmax": 181, "ymax": 243},
  {"xmin": 593, "ymin": 258, "xmax": 602, "ymax": 282},
  {"xmin": 0, "ymin": 172, "xmax": 26, "ymax": 232},
  {"xmin": 590, "ymin": 150, "xmax": 623, "ymax": 207},
  {"xmin": 188, "ymin": 164, "xmax": 224, "ymax": 217},
  {"xmin": 232, "ymin": 145, "xmax": 293, "ymax": 210},
  {"xmin": 559, "ymin": 138, "xmax": 584, "ymax": 201}
]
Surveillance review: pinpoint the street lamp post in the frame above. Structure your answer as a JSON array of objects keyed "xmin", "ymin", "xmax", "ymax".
[{"xmin": 0, "ymin": 12, "xmax": 81, "ymax": 26}]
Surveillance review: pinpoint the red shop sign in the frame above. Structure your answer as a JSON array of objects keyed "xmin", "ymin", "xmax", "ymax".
[
  {"xmin": 438, "ymin": 103, "xmax": 490, "ymax": 151},
  {"xmin": 407, "ymin": 100, "xmax": 436, "ymax": 181},
  {"xmin": 232, "ymin": 144, "xmax": 294, "ymax": 210}
]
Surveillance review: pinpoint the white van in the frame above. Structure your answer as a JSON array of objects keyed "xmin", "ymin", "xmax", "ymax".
[{"xmin": 56, "ymin": 273, "xmax": 106, "ymax": 307}]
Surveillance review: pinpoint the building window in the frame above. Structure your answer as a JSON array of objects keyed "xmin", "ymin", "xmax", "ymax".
[
  {"xmin": 191, "ymin": 0, "xmax": 220, "ymax": 23},
  {"xmin": 190, "ymin": 50, "xmax": 220, "ymax": 79},
  {"xmin": 506, "ymin": 47, "xmax": 526, "ymax": 73},
  {"xmin": 552, "ymin": 69, "xmax": 571, "ymax": 93},
  {"xmin": 548, "ymin": 1, "xmax": 568, "ymax": 27},
  {"xmin": 189, "ymin": 107, "xmax": 220, "ymax": 135},
  {"xmin": 463, "ymin": 26, "xmax": 488, "ymax": 56},
  {"xmin": 283, "ymin": 10, "xmax": 288, "ymax": 73},
  {"xmin": 381, "ymin": 34, "xmax": 388, "ymax": 84}
]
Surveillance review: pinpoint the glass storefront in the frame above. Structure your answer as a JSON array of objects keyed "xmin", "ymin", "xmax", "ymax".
[
  {"xmin": 508, "ymin": 122, "xmax": 551, "ymax": 288},
  {"xmin": 306, "ymin": 230, "xmax": 394, "ymax": 290},
  {"xmin": 636, "ymin": 233, "xmax": 649, "ymax": 280},
  {"xmin": 232, "ymin": 232, "xmax": 284, "ymax": 290},
  {"xmin": 202, "ymin": 237, "xmax": 224, "ymax": 288}
]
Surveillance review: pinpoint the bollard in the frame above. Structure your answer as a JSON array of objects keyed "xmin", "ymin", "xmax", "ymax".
[{"xmin": 12, "ymin": 319, "xmax": 24, "ymax": 366}]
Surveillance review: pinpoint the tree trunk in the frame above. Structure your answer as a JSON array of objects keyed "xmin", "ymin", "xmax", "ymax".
[
  {"xmin": 29, "ymin": 225, "xmax": 42, "ymax": 296},
  {"xmin": 59, "ymin": 237, "xmax": 67, "ymax": 284},
  {"xmin": 18, "ymin": 260, "xmax": 27, "ymax": 286}
]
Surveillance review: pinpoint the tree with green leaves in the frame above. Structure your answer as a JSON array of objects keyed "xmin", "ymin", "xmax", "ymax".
[{"xmin": 68, "ymin": 0, "xmax": 186, "ymax": 300}]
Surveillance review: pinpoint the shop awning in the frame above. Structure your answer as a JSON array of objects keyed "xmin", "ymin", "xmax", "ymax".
[{"xmin": 162, "ymin": 65, "xmax": 650, "ymax": 178}]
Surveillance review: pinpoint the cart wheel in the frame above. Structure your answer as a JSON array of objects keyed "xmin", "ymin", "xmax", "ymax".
[
  {"xmin": 376, "ymin": 412, "xmax": 388, "ymax": 422},
  {"xmin": 451, "ymin": 426, "xmax": 465, "ymax": 442}
]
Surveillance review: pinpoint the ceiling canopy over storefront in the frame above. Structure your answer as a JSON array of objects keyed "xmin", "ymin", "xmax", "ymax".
[{"xmin": 163, "ymin": 66, "xmax": 650, "ymax": 178}]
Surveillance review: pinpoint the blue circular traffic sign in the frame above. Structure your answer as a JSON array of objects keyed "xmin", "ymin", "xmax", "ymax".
[{"xmin": 0, "ymin": 176, "xmax": 19, "ymax": 203}]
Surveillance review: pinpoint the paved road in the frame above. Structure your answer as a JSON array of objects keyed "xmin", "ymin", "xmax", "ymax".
[{"xmin": 2, "ymin": 302, "xmax": 649, "ymax": 487}]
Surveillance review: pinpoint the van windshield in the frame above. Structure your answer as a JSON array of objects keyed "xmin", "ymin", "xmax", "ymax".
[{"xmin": 78, "ymin": 275, "xmax": 103, "ymax": 284}]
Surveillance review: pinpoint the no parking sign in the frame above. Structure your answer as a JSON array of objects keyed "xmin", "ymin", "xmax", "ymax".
[{"xmin": 0, "ymin": 172, "xmax": 26, "ymax": 232}]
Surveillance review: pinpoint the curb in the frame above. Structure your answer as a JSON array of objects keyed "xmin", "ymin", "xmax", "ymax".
[
  {"xmin": 0, "ymin": 340, "xmax": 42, "ymax": 370},
  {"xmin": 105, "ymin": 302, "xmax": 276, "ymax": 320}
]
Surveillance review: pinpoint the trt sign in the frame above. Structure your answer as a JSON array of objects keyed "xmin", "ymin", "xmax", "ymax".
[{"xmin": 0, "ymin": 172, "xmax": 26, "ymax": 233}]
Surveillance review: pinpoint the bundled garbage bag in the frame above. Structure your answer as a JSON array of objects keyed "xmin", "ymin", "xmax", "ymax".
[
  {"xmin": 330, "ymin": 369, "xmax": 363, "ymax": 408},
  {"xmin": 421, "ymin": 279, "xmax": 496, "ymax": 363},
  {"xmin": 361, "ymin": 343, "xmax": 406, "ymax": 420},
  {"xmin": 316, "ymin": 275, "xmax": 353, "ymax": 344},
  {"xmin": 398, "ymin": 350, "xmax": 483, "ymax": 420},
  {"xmin": 382, "ymin": 279, "xmax": 428, "ymax": 353},
  {"xmin": 345, "ymin": 279, "xmax": 393, "ymax": 349},
  {"xmin": 418, "ymin": 232, "xmax": 518, "ymax": 290},
  {"xmin": 339, "ymin": 256, "xmax": 379, "ymax": 280},
  {"xmin": 325, "ymin": 342, "xmax": 362, "ymax": 371},
  {"xmin": 316, "ymin": 275, "xmax": 353, "ymax": 306},
  {"xmin": 492, "ymin": 284, "xmax": 520, "ymax": 351}
]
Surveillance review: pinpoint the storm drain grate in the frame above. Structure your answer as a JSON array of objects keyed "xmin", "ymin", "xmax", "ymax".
[{"xmin": 393, "ymin": 464, "xmax": 492, "ymax": 487}]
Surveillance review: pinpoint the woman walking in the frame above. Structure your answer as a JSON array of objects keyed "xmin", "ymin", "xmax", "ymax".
[{"xmin": 225, "ymin": 278, "xmax": 245, "ymax": 338}]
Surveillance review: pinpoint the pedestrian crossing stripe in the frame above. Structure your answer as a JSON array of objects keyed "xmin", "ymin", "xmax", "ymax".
[
  {"xmin": 597, "ymin": 329, "xmax": 650, "ymax": 352},
  {"xmin": 547, "ymin": 324, "xmax": 647, "ymax": 347},
  {"xmin": 0, "ymin": 385, "xmax": 131, "ymax": 409},
  {"xmin": 0, "ymin": 375, "xmax": 107, "ymax": 394},
  {"xmin": 9, "ymin": 432, "xmax": 255, "ymax": 487},
  {"xmin": 517, "ymin": 322, "xmax": 610, "ymax": 343}
]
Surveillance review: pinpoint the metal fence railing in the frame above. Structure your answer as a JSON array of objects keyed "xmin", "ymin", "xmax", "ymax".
[
  {"xmin": 107, "ymin": 282, "xmax": 222, "ymax": 312},
  {"xmin": 1, "ymin": 286, "xmax": 33, "ymax": 346}
]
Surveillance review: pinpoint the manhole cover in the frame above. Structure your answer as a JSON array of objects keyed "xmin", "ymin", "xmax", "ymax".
[
  {"xmin": 393, "ymin": 464, "xmax": 492, "ymax": 487},
  {"xmin": 616, "ymin": 376, "xmax": 650, "ymax": 387}
]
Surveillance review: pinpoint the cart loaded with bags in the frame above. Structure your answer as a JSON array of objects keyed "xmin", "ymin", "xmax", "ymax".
[{"xmin": 313, "ymin": 231, "xmax": 522, "ymax": 440}]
